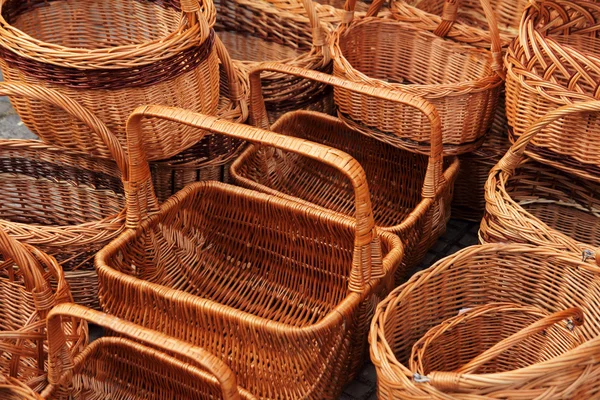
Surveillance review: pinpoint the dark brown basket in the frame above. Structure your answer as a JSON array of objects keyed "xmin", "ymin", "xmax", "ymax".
[{"xmin": 232, "ymin": 63, "xmax": 459, "ymax": 283}]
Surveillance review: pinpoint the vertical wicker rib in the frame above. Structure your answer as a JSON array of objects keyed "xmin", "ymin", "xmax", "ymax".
[
  {"xmin": 231, "ymin": 62, "xmax": 459, "ymax": 283},
  {"xmin": 41, "ymin": 304, "xmax": 255, "ymax": 399},
  {"xmin": 0, "ymin": 228, "xmax": 87, "ymax": 391},
  {"xmin": 96, "ymin": 106, "xmax": 403, "ymax": 399}
]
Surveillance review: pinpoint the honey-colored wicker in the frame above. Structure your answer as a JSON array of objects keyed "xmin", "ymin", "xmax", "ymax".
[
  {"xmin": 41, "ymin": 303, "xmax": 255, "ymax": 399},
  {"xmin": 505, "ymin": 0, "xmax": 600, "ymax": 183},
  {"xmin": 390, "ymin": 0, "xmax": 528, "ymax": 48},
  {"xmin": 451, "ymin": 92, "xmax": 510, "ymax": 221},
  {"xmin": 0, "ymin": 376, "xmax": 42, "ymax": 400},
  {"xmin": 410, "ymin": 303, "xmax": 584, "ymax": 383},
  {"xmin": 215, "ymin": 0, "xmax": 333, "ymax": 122},
  {"xmin": 331, "ymin": 0, "xmax": 504, "ymax": 155},
  {"xmin": 232, "ymin": 63, "xmax": 458, "ymax": 283},
  {"xmin": 481, "ymin": 102, "xmax": 600, "ymax": 254},
  {"xmin": 0, "ymin": 0, "xmax": 221, "ymax": 159},
  {"xmin": 96, "ymin": 106, "xmax": 404, "ymax": 399},
  {"xmin": 0, "ymin": 228, "xmax": 87, "ymax": 391},
  {"xmin": 371, "ymin": 243, "xmax": 600, "ymax": 399},
  {"xmin": 0, "ymin": 83, "xmax": 128, "ymax": 309}
]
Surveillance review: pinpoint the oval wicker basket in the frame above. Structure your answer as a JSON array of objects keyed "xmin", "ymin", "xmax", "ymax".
[
  {"xmin": 481, "ymin": 102, "xmax": 600, "ymax": 255},
  {"xmin": 216, "ymin": 0, "xmax": 333, "ymax": 122},
  {"xmin": 232, "ymin": 63, "xmax": 459, "ymax": 283},
  {"xmin": 331, "ymin": 0, "xmax": 504, "ymax": 155},
  {"xmin": 0, "ymin": 228, "xmax": 87, "ymax": 391},
  {"xmin": 0, "ymin": 83, "xmax": 128, "ymax": 310},
  {"xmin": 41, "ymin": 304, "xmax": 255, "ymax": 399},
  {"xmin": 371, "ymin": 243, "xmax": 600, "ymax": 399},
  {"xmin": 390, "ymin": 0, "xmax": 528, "ymax": 48},
  {"xmin": 96, "ymin": 107, "xmax": 403, "ymax": 399},
  {"xmin": 505, "ymin": 0, "xmax": 600, "ymax": 183},
  {"xmin": 0, "ymin": 0, "xmax": 221, "ymax": 159}
]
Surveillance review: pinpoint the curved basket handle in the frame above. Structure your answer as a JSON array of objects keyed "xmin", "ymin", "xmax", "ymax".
[
  {"xmin": 180, "ymin": 0, "xmax": 215, "ymax": 35},
  {"xmin": 0, "ymin": 82, "xmax": 128, "ymax": 178},
  {"xmin": 214, "ymin": 35, "xmax": 248, "ymax": 118},
  {"xmin": 423, "ymin": 307, "xmax": 584, "ymax": 392},
  {"xmin": 247, "ymin": 62, "xmax": 445, "ymax": 201},
  {"xmin": 125, "ymin": 105, "xmax": 379, "ymax": 292},
  {"xmin": 0, "ymin": 227, "xmax": 46, "ymax": 293},
  {"xmin": 299, "ymin": 0, "xmax": 331, "ymax": 65},
  {"xmin": 44, "ymin": 304, "xmax": 241, "ymax": 400}
]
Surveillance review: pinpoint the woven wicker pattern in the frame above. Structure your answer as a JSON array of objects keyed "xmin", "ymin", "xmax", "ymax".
[
  {"xmin": 481, "ymin": 102, "xmax": 600, "ymax": 253},
  {"xmin": 232, "ymin": 63, "xmax": 458, "ymax": 283},
  {"xmin": 0, "ymin": 229, "xmax": 86, "ymax": 390},
  {"xmin": 0, "ymin": 376, "xmax": 42, "ymax": 399},
  {"xmin": 451, "ymin": 91, "xmax": 510, "ymax": 221},
  {"xmin": 0, "ymin": 0, "xmax": 221, "ymax": 160},
  {"xmin": 331, "ymin": 0, "xmax": 504, "ymax": 155},
  {"xmin": 505, "ymin": 0, "xmax": 600, "ymax": 183},
  {"xmin": 41, "ymin": 304, "xmax": 255, "ymax": 399},
  {"xmin": 96, "ymin": 106, "xmax": 403, "ymax": 399},
  {"xmin": 391, "ymin": 0, "xmax": 528, "ymax": 47},
  {"xmin": 371, "ymin": 244, "xmax": 600, "ymax": 399},
  {"xmin": 0, "ymin": 83, "xmax": 129, "ymax": 309}
]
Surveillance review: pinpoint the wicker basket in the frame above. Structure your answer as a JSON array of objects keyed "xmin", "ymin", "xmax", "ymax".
[
  {"xmin": 390, "ymin": 0, "xmax": 528, "ymax": 48},
  {"xmin": 40, "ymin": 304, "xmax": 255, "ymax": 399},
  {"xmin": 0, "ymin": 83, "xmax": 128, "ymax": 310},
  {"xmin": 96, "ymin": 108, "xmax": 403, "ymax": 399},
  {"xmin": 232, "ymin": 63, "xmax": 459, "ymax": 283},
  {"xmin": 505, "ymin": 0, "xmax": 600, "ymax": 183},
  {"xmin": 451, "ymin": 91, "xmax": 510, "ymax": 221},
  {"xmin": 0, "ymin": 0, "xmax": 222, "ymax": 160},
  {"xmin": 371, "ymin": 243, "xmax": 600, "ymax": 399},
  {"xmin": 331, "ymin": 0, "xmax": 504, "ymax": 155},
  {"xmin": 0, "ymin": 376, "xmax": 42, "ymax": 400},
  {"xmin": 215, "ymin": 0, "xmax": 334, "ymax": 123},
  {"xmin": 481, "ymin": 102, "xmax": 600, "ymax": 254},
  {"xmin": 0, "ymin": 228, "xmax": 87, "ymax": 391}
]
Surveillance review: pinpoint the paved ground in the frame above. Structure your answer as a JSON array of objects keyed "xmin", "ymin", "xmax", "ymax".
[{"xmin": 0, "ymin": 94, "xmax": 480, "ymax": 399}]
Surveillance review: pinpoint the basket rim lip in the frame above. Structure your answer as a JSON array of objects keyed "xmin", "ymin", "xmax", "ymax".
[
  {"xmin": 0, "ymin": 0, "xmax": 214, "ymax": 69},
  {"xmin": 330, "ymin": 17, "xmax": 504, "ymax": 96},
  {"xmin": 96, "ymin": 180, "xmax": 403, "ymax": 335},
  {"xmin": 369, "ymin": 243, "xmax": 600, "ymax": 383}
]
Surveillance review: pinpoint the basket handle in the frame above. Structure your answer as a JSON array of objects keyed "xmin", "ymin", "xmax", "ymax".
[
  {"xmin": 247, "ymin": 62, "xmax": 445, "ymax": 201},
  {"xmin": 44, "ymin": 304, "xmax": 241, "ymax": 400},
  {"xmin": 214, "ymin": 35, "xmax": 248, "ymax": 118},
  {"xmin": 125, "ymin": 105, "xmax": 381, "ymax": 292},
  {"xmin": 0, "ymin": 227, "xmax": 46, "ymax": 293},
  {"xmin": 0, "ymin": 83, "xmax": 128, "ymax": 179},
  {"xmin": 299, "ymin": 0, "xmax": 331, "ymax": 65},
  {"xmin": 422, "ymin": 307, "xmax": 584, "ymax": 392}
]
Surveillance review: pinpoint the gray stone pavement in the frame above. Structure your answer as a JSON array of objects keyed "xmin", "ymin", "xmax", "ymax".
[{"xmin": 0, "ymin": 95, "xmax": 480, "ymax": 399}]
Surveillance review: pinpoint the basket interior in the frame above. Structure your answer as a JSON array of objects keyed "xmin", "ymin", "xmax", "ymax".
[
  {"xmin": 338, "ymin": 19, "xmax": 494, "ymax": 86},
  {"xmin": 105, "ymin": 181, "xmax": 389, "ymax": 328},
  {"xmin": 3, "ymin": 0, "xmax": 181, "ymax": 48},
  {"xmin": 505, "ymin": 159, "xmax": 600, "ymax": 248},
  {"xmin": 234, "ymin": 112, "xmax": 428, "ymax": 228}
]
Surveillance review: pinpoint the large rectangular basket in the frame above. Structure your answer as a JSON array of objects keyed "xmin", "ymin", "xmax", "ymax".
[{"xmin": 96, "ymin": 108, "xmax": 403, "ymax": 399}]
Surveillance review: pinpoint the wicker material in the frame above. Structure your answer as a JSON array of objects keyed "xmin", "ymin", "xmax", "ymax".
[
  {"xmin": 331, "ymin": 0, "xmax": 504, "ymax": 155},
  {"xmin": 391, "ymin": 0, "xmax": 528, "ymax": 48},
  {"xmin": 451, "ymin": 91, "xmax": 510, "ymax": 221},
  {"xmin": 505, "ymin": 0, "xmax": 600, "ymax": 183},
  {"xmin": 481, "ymin": 102, "xmax": 600, "ymax": 254},
  {"xmin": 215, "ymin": 0, "xmax": 334, "ymax": 123},
  {"xmin": 232, "ymin": 63, "xmax": 458, "ymax": 283},
  {"xmin": 96, "ymin": 106, "xmax": 403, "ymax": 399},
  {"xmin": 0, "ymin": 228, "xmax": 87, "ymax": 390},
  {"xmin": 40, "ymin": 304, "xmax": 255, "ymax": 399},
  {"xmin": 0, "ymin": 376, "xmax": 42, "ymax": 400},
  {"xmin": 371, "ymin": 243, "xmax": 600, "ymax": 399},
  {"xmin": 0, "ymin": 0, "xmax": 221, "ymax": 160},
  {"xmin": 0, "ymin": 83, "xmax": 128, "ymax": 310}
]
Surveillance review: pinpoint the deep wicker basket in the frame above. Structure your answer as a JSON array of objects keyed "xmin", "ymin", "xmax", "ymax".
[
  {"xmin": 41, "ymin": 304, "xmax": 255, "ymax": 399},
  {"xmin": 371, "ymin": 243, "xmax": 600, "ymax": 399},
  {"xmin": 505, "ymin": 0, "xmax": 600, "ymax": 183},
  {"xmin": 96, "ymin": 108, "xmax": 403, "ymax": 399},
  {"xmin": 0, "ymin": 83, "xmax": 128, "ymax": 310},
  {"xmin": 232, "ymin": 63, "xmax": 459, "ymax": 283},
  {"xmin": 0, "ymin": 228, "xmax": 87, "ymax": 391},
  {"xmin": 481, "ymin": 102, "xmax": 600, "ymax": 254},
  {"xmin": 331, "ymin": 0, "xmax": 504, "ymax": 155}
]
